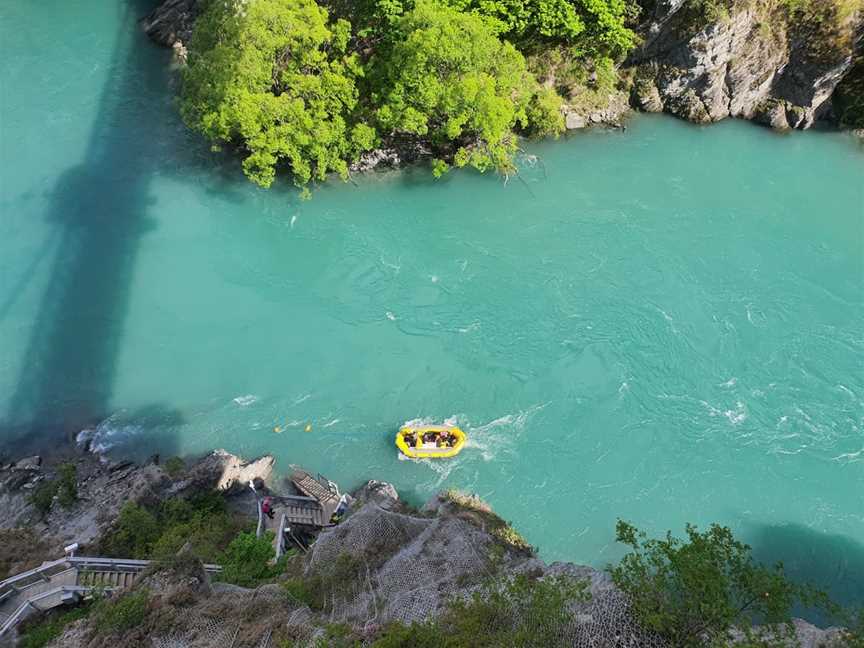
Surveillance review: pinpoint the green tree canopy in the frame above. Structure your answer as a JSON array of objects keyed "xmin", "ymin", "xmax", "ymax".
[
  {"xmin": 444, "ymin": 0, "xmax": 636, "ymax": 58},
  {"xmin": 609, "ymin": 520, "xmax": 829, "ymax": 647},
  {"xmin": 571, "ymin": 0, "xmax": 637, "ymax": 59},
  {"xmin": 181, "ymin": 0, "xmax": 376, "ymax": 192},
  {"xmin": 178, "ymin": 0, "xmax": 639, "ymax": 193},
  {"xmin": 373, "ymin": 0, "xmax": 563, "ymax": 176}
]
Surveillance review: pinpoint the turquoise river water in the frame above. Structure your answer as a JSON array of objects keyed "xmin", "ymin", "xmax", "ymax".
[{"xmin": 1, "ymin": 1, "xmax": 863, "ymax": 602}]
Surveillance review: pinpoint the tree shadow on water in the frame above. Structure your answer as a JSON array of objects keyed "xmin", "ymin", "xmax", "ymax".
[{"xmin": 747, "ymin": 522, "xmax": 864, "ymax": 624}]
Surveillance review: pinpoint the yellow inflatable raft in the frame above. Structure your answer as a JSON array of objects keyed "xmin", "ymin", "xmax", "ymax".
[{"xmin": 396, "ymin": 425, "xmax": 466, "ymax": 459}]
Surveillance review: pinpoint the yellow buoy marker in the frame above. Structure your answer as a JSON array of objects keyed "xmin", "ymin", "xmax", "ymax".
[{"xmin": 305, "ymin": 424, "xmax": 312, "ymax": 432}]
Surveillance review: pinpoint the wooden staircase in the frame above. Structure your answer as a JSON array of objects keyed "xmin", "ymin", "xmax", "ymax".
[{"xmin": 0, "ymin": 557, "xmax": 221, "ymax": 638}]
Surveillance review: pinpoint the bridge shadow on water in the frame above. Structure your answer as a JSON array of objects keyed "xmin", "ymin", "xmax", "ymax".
[
  {"xmin": 748, "ymin": 522, "xmax": 864, "ymax": 624},
  {"xmin": 0, "ymin": 0, "xmax": 194, "ymax": 458}
]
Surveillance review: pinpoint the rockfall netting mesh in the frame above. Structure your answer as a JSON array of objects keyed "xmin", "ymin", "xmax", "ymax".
[
  {"xmin": 149, "ymin": 503, "xmax": 670, "ymax": 648},
  {"xmin": 150, "ymin": 584, "xmax": 297, "ymax": 648}
]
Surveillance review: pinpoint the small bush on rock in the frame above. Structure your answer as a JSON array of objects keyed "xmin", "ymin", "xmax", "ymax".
[
  {"xmin": 56, "ymin": 463, "xmax": 78, "ymax": 507},
  {"xmin": 371, "ymin": 573, "xmax": 589, "ymax": 646},
  {"xmin": 100, "ymin": 492, "xmax": 243, "ymax": 562},
  {"xmin": 218, "ymin": 531, "xmax": 285, "ymax": 587},
  {"xmin": 19, "ymin": 604, "xmax": 92, "ymax": 648},
  {"xmin": 163, "ymin": 456, "xmax": 185, "ymax": 478},
  {"xmin": 28, "ymin": 480, "xmax": 58, "ymax": 517},
  {"xmin": 93, "ymin": 590, "xmax": 150, "ymax": 634}
]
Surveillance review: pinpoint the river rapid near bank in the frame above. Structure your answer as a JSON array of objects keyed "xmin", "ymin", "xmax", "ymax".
[{"xmin": 1, "ymin": 0, "xmax": 863, "ymax": 601}]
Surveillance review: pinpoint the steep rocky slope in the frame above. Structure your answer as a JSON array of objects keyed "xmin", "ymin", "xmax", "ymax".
[
  {"xmin": 40, "ymin": 481, "xmax": 848, "ymax": 648},
  {"xmin": 0, "ymin": 449, "xmax": 273, "ymax": 573},
  {"xmin": 629, "ymin": 0, "xmax": 862, "ymax": 129}
]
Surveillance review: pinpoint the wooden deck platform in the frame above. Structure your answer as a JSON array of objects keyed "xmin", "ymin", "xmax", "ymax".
[{"xmin": 259, "ymin": 469, "xmax": 343, "ymax": 557}]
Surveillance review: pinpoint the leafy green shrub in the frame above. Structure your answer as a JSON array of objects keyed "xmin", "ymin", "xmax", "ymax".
[
  {"xmin": 443, "ymin": 0, "xmax": 636, "ymax": 59},
  {"xmin": 28, "ymin": 463, "xmax": 78, "ymax": 516},
  {"xmin": 163, "ymin": 456, "xmax": 186, "ymax": 478},
  {"xmin": 369, "ymin": 621, "xmax": 443, "ymax": 647},
  {"xmin": 373, "ymin": 0, "xmax": 563, "ymax": 177},
  {"xmin": 283, "ymin": 577, "xmax": 315, "ymax": 607},
  {"xmin": 609, "ymin": 520, "xmax": 829, "ymax": 647},
  {"xmin": 443, "ymin": 574, "xmax": 589, "ymax": 646},
  {"xmin": 93, "ymin": 590, "xmax": 149, "ymax": 634},
  {"xmin": 371, "ymin": 573, "xmax": 589, "ymax": 647},
  {"xmin": 182, "ymin": 0, "xmax": 376, "ymax": 193},
  {"xmin": 446, "ymin": 0, "xmax": 586, "ymax": 44},
  {"xmin": 781, "ymin": 0, "xmax": 861, "ymax": 63},
  {"xmin": 19, "ymin": 605, "xmax": 91, "ymax": 648},
  {"xmin": 217, "ymin": 531, "xmax": 285, "ymax": 587},
  {"xmin": 101, "ymin": 503, "xmax": 161, "ymax": 558},
  {"xmin": 56, "ymin": 463, "xmax": 77, "ymax": 508},
  {"xmin": 28, "ymin": 480, "xmax": 58, "ymax": 517},
  {"xmin": 100, "ymin": 492, "xmax": 244, "ymax": 562}
]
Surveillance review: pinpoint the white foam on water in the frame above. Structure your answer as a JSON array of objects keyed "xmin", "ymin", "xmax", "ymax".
[
  {"xmin": 832, "ymin": 448, "xmax": 863, "ymax": 463},
  {"xmin": 418, "ymin": 453, "xmax": 461, "ymax": 488},
  {"xmin": 322, "ymin": 418, "xmax": 340, "ymax": 428},
  {"xmin": 233, "ymin": 394, "xmax": 258, "ymax": 407},
  {"xmin": 385, "ymin": 311, "xmax": 397, "ymax": 321},
  {"xmin": 290, "ymin": 214, "xmax": 297, "ymax": 229},
  {"xmin": 463, "ymin": 403, "xmax": 549, "ymax": 461},
  {"xmin": 457, "ymin": 322, "xmax": 480, "ymax": 333},
  {"xmin": 292, "ymin": 393, "xmax": 311, "ymax": 406},
  {"xmin": 401, "ymin": 415, "xmax": 438, "ymax": 428},
  {"xmin": 723, "ymin": 401, "xmax": 748, "ymax": 425},
  {"xmin": 86, "ymin": 415, "xmax": 145, "ymax": 454},
  {"xmin": 699, "ymin": 398, "xmax": 748, "ymax": 426},
  {"xmin": 379, "ymin": 255, "xmax": 401, "ymax": 273}
]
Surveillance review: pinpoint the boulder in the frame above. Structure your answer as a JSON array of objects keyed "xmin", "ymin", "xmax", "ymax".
[
  {"xmin": 141, "ymin": 0, "xmax": 199, "ymax": 48},
  {"xmin": 565, "ymin": 112, "xmax": 587, "ymax": 129},
  {"xmin": 353, "ymin": 480, "xmax": 399, "ymax": 510},
  {"xmin": 14, "ymin": 456, "xmax": 41, "ymax": 471},
  {"xmin": 181, "ymin": 449, "xmax": 275, "ymax": 494},
  {"xmin": 633, "ymin": 76, "xmax": 664, "ymax": 113}
]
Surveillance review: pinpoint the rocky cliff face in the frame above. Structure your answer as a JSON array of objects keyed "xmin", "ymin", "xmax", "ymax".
[
  {"xmin": 0, "ymin": 448, "xmax": 272, "ymax": 568},
  {"xmin": 629, "ymin": 0, "xmax": 860, "ymax": 129},
  {"xmin": 141, "ymin": 0, "xmax": 198, "ymax": 47}
]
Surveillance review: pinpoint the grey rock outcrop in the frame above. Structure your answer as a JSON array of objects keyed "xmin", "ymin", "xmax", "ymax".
[
  {"xmin": 179, "ymin": 448, "xmax": 274, "ymax": 493},
  {"xmin": 140, "ymin": 0, "xmax": 199, "ymax": 48},
  {"xmin": 630, "ymin": 0, "xmax": 859, "ymax": 129},
  {"xmin": 563, "ymin": 88, "xmax": 632, "ymax": 129},
  {"xmin": 13, "ymin": 456, "xmax": 41, "ymax": 471},
  {"xmin": 0, "ymin": 449, "xmax": 272, "ymax": 554},
  {"xmin": 352, "ymin": 479, "xmax": 399, "ymax": 510}
]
